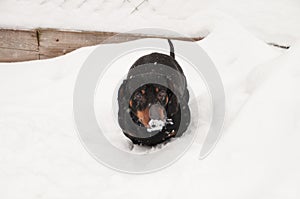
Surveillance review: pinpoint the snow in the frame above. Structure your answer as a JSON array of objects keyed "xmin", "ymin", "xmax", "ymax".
[
  {"xmin": 1, "ymin": 0, "xmax": 300, "ymax": 46},
  {"xmin": 1, "ymin": 20, "xmax": 300, "ymax": 197},
  {"xmin": 1, "ymin": 1, "xmax": 300, "ymax": 198},
  {"xmin": 147, "ymin": 120, "xmax": 166, "ymax": 132}
]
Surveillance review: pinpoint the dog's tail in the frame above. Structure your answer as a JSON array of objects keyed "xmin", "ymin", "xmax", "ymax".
[{"xmin": 168, "ymin": 39, "xmax": 175, "ymax": 59}]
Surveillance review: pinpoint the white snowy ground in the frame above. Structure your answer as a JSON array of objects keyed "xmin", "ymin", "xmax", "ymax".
[
  {"xmin": 1, "ymin": 0, "xmax": 300, "ymax": 46},
  {"xmin": 1, "ymin": 18, "xmax": 300, "ymax": 198}
]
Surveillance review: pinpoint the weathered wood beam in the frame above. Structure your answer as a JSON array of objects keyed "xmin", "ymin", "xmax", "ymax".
[
  {"xmin": 0, "ymin": 28, "xmax": 202, "ymax": 62},
  {"xmin": 0, "ymin": 29, "xmax": 39, "ymax": 62},
  {"xmin": 0, "ymin": 28, "xmax": 290, "ymax": 63}
]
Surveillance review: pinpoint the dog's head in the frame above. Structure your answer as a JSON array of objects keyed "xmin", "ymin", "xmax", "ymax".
[{"xmin": 128, "ymin": 83, "xmax": 178, "ymax": 128}]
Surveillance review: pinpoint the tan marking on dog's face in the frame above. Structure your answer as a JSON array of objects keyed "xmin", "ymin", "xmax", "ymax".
[
  {"xmin": 168, "ymin": 130, "xmax": 176, "ymax": 137},
  {"xmin": 155, "ymin": 87, "xmax": 159, "ymax": 92},
  {"xmin": 165, "ymin": 95, "xmax": 169, "ymax": 105},
  {"xmin": 158, "ymin": 106, "xmax": 166, "ymax": 120},
  {"xmin": 141, "ymin": 89, "xmax": 145, "ymax": 94},
  {"xmin": 137, "ymin": 108, "xmax": 150, "ymax": 128}
]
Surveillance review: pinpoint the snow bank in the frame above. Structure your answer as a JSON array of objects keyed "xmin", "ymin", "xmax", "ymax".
[
  {"xmin": 0, "ymin": 21, "xmax": 300, "ymax": 198},
  {"xmin": 0, "ymin": 0, "xmax": 300, "ymax": 46}
]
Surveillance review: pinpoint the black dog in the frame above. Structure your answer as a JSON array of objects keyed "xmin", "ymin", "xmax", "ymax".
[{"xmin": 118, "ymin": 40, "xmax": 190, "ymax": 146}]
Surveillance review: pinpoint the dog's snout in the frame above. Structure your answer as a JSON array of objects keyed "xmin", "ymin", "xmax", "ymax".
[{"xmin": 149, "ymin": 104, "xmax": 167, "ymax": 121}]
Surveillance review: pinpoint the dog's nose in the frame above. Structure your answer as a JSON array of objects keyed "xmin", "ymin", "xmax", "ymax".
[{"xmin": 149, "ymin": 104, "xmax": 167, "ymax": 121}]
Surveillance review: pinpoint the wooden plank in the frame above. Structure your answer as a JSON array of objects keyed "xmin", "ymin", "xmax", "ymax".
[
  {"xmin": 0, "ymin": 47, "xmax": 39, "ymax": 62},
  {"xmin": 38, "ymin": 29, "xmax": 116, "ymax": 58},
  {"xmin": 0, "ymin": 29, "xmax": 39, "ymax": 62},
  {"xmin": 38, "ymin": 29, "xmax": 200, "ymax": 59},
  {"xmin": 0, "ymin": 29, "xmax": 38, "ymax": 51},
  {"xmin": 0, "ymin": 28, "xmax": 202, "ymax": 62},
  {"xmin": 0, "ymin": 28, "xmax": 291, "ymax": 63}
]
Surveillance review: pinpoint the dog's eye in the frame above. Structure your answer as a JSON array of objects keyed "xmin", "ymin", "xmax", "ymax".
[
  {"xmin": 134, "ymin": 92, "xmax": 143, "ymax": 101},
  {"xmin": 157, "ymin": 90, "xmax": 167, "ymax": 100}
]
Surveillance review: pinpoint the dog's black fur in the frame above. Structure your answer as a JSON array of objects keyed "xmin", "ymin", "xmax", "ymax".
[{"xmin": 118, "ymin": 40, "xmax": 190, "ymax": 146}]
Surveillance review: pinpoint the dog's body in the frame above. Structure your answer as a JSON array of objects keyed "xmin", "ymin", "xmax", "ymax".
[{"xmin": 118, "ymin": 40, "xmax": 190, "ymax": 146}]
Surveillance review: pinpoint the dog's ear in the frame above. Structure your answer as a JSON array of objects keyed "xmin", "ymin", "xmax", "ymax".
[
  {"xmin": 166, "ymin": 91, "xmax": 179, "ymax": 116},
  {"xmin": 118, "ymin": 80, "xmax": 127, "ymax": 100},
  {"xmin": 118, "ymin": 80, "xmax": 129, "ymax": 131},
  {"xmin": 182, "ymin": 89, "xmax": 189, "ymax": 103}
]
